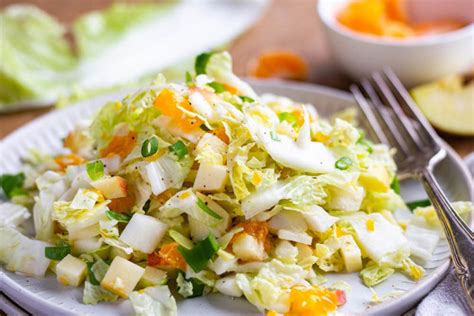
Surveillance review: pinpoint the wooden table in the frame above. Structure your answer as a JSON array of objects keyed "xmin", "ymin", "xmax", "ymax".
[{"xmin": 1, "ymin": 0, "xmax": 472, "ymax": 157}]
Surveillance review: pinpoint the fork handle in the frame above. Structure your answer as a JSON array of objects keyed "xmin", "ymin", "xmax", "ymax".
[{"xmin": 420, "ymin": 168, "xmax": 474, "ymax": 310}]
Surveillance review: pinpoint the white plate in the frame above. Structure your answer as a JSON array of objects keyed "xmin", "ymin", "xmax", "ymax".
[{"xmin": 0, "ymin": 80, "xmax": 472, "ymax": 316}]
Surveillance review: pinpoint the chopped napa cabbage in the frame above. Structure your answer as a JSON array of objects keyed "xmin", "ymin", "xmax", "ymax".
[
  {"xmin": 404, "ymin": 224, "xmax": 440, "ymax": 265},
  {"xmin": 241, "ymin": 176, "xmax": 327, "ymax": 219},
  {"xmin": 413, "ymin": 201, "xmax": 473, "ymax": 230},
  {"xmin": 315, "ymin": 237, "xmax": 344, "ymax": 272},
  {"xmin": 244, "ymin": 105, "xmax": 335, "ymax": 174},
  {"xmin": 0, "ymin": 5, "xmax": 76, "ymax": 107},
  {"xmin": 345, "ymin": 213, "xmax": 410, "ymax": 267},
  {"xmin": 142, "ymin": 152, "xmax": 192, "ymax": 196},
  {"xmin": 0, "ymin": 226, "xmax": 51, "ymax": 277},
  {"xmin": 98, "ymin": 218, "xmax": 133, "ymax": 255},
  {"xmin": 327, "ymin": 118, "xmax": 360, "ymax": 147},
  {"xmin": 236, "ymin": 259, "xmax": 306, "ymax": 312},
  {"xmin": 83, "ymin": 258, "xmax": 118, "ymax": 305},
  {"xmin": 0, "ymin": 202, "xmax": 30, "ymax": 227},
  {"xmin": 195, "ymin": 133, "xmax": 227, "ymax": 166},
  {"xmin": 302, "ymin": 205, "xmax": 338, "ymax": 233},
  {"xmin": 129, "ymin": 285, "xmax": 177, "ymax": 316},
  {"xmin": 160, "ymin": 189, "xmax": 230, "ymax": 239},
  {"xmin": 360, "ymin": 261, "xmax": 394, "ymax": 287},
  {"xmin": 400, "ymin": 258, "xmax": 425, "ymax": 281},
  {"xmin": 206, "ymin": 52, "xmax": 257, "ymax": 99},
  {"xmin": 33, "ymin": 171, "xmax": 68, "ymax": 241},
  {"xmin": 53, "ymin": 199, "xmax": 109, "ymax": 234}
]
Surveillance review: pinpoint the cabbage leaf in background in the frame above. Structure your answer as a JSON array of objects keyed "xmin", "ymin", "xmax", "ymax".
[{"xmin": 0, "ymin": 0, "xmax": 269, "ymax": 110}]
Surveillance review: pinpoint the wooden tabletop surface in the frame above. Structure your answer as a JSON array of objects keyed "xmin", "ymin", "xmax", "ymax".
[{"xmin": 1, "ymin": 0, "xmax": 472, "ymax": 157}]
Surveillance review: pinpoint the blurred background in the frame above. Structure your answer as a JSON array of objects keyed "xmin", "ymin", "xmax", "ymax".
[{"xmin": 0, "ymin": 0, "xmax": 472, "ymax": 156}]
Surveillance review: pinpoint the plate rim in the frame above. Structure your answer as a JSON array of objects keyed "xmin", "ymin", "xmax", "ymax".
[{"xmin": 1, "ymin": 79, "xmax": 472, "ymax": 315}]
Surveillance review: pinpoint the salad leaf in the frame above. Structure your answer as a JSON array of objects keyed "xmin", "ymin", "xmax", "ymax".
[
  {"xmin": 45, "ymin": 240, "xmax": 71, "ymax": 260},
  {"xmin": 169, "ymin": 140, "xmax": 188, "ymax": 159},
  {"xmin": 105, "ymin": 210, "xmax": 131, "ymax": 223},
  {"xmin": 195, "ymin": 52, "xmax": 214, "ymax": 75},
  {"xmin": 178, "ymin": 234, "xmax": 220, "ymax": 272},
  {"xmin": 83, "ymin": 259, "xmax": 118, "ymax": 305},
  {"xmin": 129, "ymin": 285, "xmax": 177, "ymax": 316},
  {"xmin": 360, "ymin": 262, "xmax": 394, "ymax": 287},
  {"xmin": 406, "ymin": 199, "xmax": 430, "ymax": 211},
  {"xmin": 86, "ymin": 160, "xmax": 104, "ymax": 181},
  {"xmin": 0, "ymin": 173, "xmax": 26, "ymax": 198}
]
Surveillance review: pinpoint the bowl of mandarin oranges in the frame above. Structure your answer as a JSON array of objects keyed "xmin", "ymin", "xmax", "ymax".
[{"xmin": 318, "ymin": 0, "xmax": 474, "ymax": 86}]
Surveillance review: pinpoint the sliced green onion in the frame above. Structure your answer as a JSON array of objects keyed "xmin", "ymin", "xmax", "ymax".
[
  {"xmin": 270, "ymin": 131, "xmax": 281, "ymax": 142},
  {"xmin": 390, "ymin": 176, "xmax": 400, "ymax": 194},
  {"xmin": 185, "ymin": 71, "xmax": 193, "ymax": 84},
  {"xmin": 87, "ymin": 262, "xmax": 100, "ymax": 285},
  {"xmin": 178, "ymin": 234, "xmax": 220, "ymax": 272},
  {"xmin": 141, "ymin": 136, "xmax": 159, "ymax": 158},
  {"xmin": 169, "ymin": 141, "xmax": 188, "ymax": 159},
  {"xmin": 196, "ymin": 197, "xmax": 222, "ymax": 220},
  {"xmin": 406, "ymin": 199, "xmax": 430, "ymax": 211},
  {"xmin": 45, "ymin": 241, "xmax": 70, "ymax": 261},
  {"xmin": 0, "ymin": 173, "xmax": 26, "ymax": 198},
  {"xmin": 357, "ymin": 139, "xmax": 374, "ymax": 154},
  {"xmin": 199, "ymin": 124, "xmax": 210, "ymax": 132},
  {"xmin": 335, "ymin": 157, "xmax": 352, "ymax": 170},
  {"xmin": 239, "ymin": 95, "xmax": 254, "ymax": 103},
  {"xmin": 195, "ymin": 52, "xmax": 214, "ymax": 75},
  {"xmin": 105, "ymin": 210, "xmax": 131, "ymax": 223},
  {"xmin": 143, "ymin": 199, "xmax": 151, "ymax": 212},
  {"xmin": 278, "ymin": 112, "xmax": 298, "ymax": 127},
  {"xmin": 86, "ymin": 160, "xmax": 104, "ymax": 181},
  {"xmin": 169, "ymin": 229, "xmax": 194, "ymax": 249},
  {"xmin": 207, "ymin": 82, "xmax": 226, "ymax": 93}
]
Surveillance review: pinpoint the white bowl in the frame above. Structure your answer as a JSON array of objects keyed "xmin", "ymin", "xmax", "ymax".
[{"xmin": 317, "ymin": 0, "xmax": 474, "ymax": 86}]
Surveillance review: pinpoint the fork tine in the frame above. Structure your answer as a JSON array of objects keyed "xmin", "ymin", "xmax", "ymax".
[
  {"xmin": 371, "ymin": 72, "xmax": 425, "ymax": 150},
  {"xmin": 349, "ymin": 84, "xmax": 389, "ymax": 145},
  {"xmin": 383, "ymin": 68, "xmax": 438, "ymax": 146},
  {"xmin": 360, "ymin": 79, "xmax": 411, "ymax": 157}
]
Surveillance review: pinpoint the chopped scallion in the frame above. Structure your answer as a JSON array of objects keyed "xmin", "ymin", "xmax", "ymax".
[
  {"xmin": 169, "ymin": 141, "xmax": 188, "ymax": 159},
  {"xmin": 87, "ymin": 262, "xmax": 100, "ymax": 285},
  {"xmin": 141, "ymin": 136, "xmax": 159, "ymax": 158},
  {"xmin": 169, "ymin": 229, "xmax": 194, "ymax": 249},
  {"xmin": 207, "ymin": 82, "xmax": 226, "ymax": 93},
  {"xmin": 45, "ymin": 241, "xmax": 70, "ymax": 261},
  {"xmin": 278, "ymin": 112, "xmax": 298, "ymax": 127},
  {"xmin": 390, "ymin": 176, "xmax": 400, "ymax": 194},
  {"xmin": 105, "ymin": 210, "xmax": 131, "ymax": 223},
  {"xmin": 86, "ymin": 160, "xmax": 104, "ymax": 181},
  {"xmin": 406, "ymin": 199, "xmax": 431, "ymax": 211},
  {"xmin": 185, "ymin": 71, "xmax": 193, "ymax": 84},
  {"xmin": 178, "ymin": 234, "xmax": 220, "ymax": 272},
  {"xmin": 0, "ymin": 172, "xmax": 26, "ymax": 198},
  {"xmin": 335, "ymin": 156, "xmax": 352, "ymax": 170},
  {"xmin": 195, "ymin": 52, "xmax": 214, "ymax": 75},
  {"xmin": 196, "ymin": 198, "xmax": 222, "ymax": 220},
  {"xmin": 239, "ymin": 95, "xmax": 254, "ymax": 103}
]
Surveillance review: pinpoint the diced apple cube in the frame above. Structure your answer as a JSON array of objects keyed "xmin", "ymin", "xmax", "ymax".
[
  {"xmin": 232, "ymin": 234, "xmax": 266, "ymax": 262},
  {"xmin": 339, "ymin": 235, "xmax": 362, "ymax": 273},
  {"xmin": 56, "ymin": 254, "xmax": 87, "ymax": 287},
  {"xmin": 119, "ymin": 214, "xmax": 168, "ymax": 253},
  {"xmin": 139, "ymin": 266, "xmax": 167, "ymax": 288},
  {"xmin": 215, "ymin": 274, "xmax": 242, "ymax": 297},
  {"xmin": 193, "ymin": 164, "xmax": 228, "ymax": 192},
  {"xmin": 101, "ymin": 256, "xmax": 145, "ymax": 298},
  {"xmin": 91, "ymin": 176, "xmax": 127, "ymax": 199}
]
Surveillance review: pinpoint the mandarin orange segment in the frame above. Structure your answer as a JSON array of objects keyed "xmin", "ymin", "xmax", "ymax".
[
  {"xmin": 286, "ymin": 285, "xmax": 338, "ymax": 316},
  {"xmin": 100, "ymin": 131, "xmax": 137, "ymax": 159},
  {"xmin": 230, "ymin": 221, "xmax": 272, "ymax": 251},
  {"xmin": 249, "ymin": 51, "xmax": 308, "ymax": 81},
  {"xmin": 148, "ymin": 242, "xmax": 187, "ymax": 270},
  {"xmin": 337, "ymin": 0, "xmax": 386, "ymax": 35},
  {"xmin": 154, "ymin": 88, "xmax": 202, "ymax": 133},
  {"xmin": 383, "ymin": 0, "xmax": 407, "ymax": 22},
  {"xmin": 54, "ymin": 154, "xmax": 85, "ymax": 170}
]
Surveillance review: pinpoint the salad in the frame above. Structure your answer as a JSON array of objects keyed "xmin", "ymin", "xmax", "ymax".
[{"xmin": 0, "ymin": 51, "xmax": 472, "ymax": 316}]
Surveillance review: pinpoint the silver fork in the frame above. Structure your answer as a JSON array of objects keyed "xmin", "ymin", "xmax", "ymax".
[{"xmin": 350, "ymin": 69, "xmax": 474, "ymax": 309}]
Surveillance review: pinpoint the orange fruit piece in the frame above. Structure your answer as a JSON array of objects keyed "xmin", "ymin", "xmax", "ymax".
[
  {"xmin": 154, "ymin": 89, "xmax": 203, "ymax": 133},
  {"xmin": 148, "ymin": 242, "xmax": 187, "ymax": 270},
  {"xmin": 286, "ymin": 285, "xmax": 338, "ymax": 316},
  {"xmin": 249, "ymin": 51, "xmax": 308, "ymax": 81},
  {"xmin": 337, "ymin": 0, "xmax": 386, "ymax": 36},
  {"xmin": 100, "ymin": 131, "xmax": 137, "ymax": 159},
  {"xmin": 54, "ymin": 154, "xmax": 85, "ymax": 171}
]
